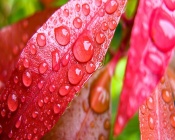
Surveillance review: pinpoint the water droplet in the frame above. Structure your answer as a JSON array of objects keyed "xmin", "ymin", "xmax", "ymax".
[
  {"xmin": 104, "ymin": 119, "xmax": 110, "ymax": 130},
  {"xmin": 22, "ymin": 70, "xmax": 32, "ymax": 87},
  {"xmin": 44, "ymin": 96, "xmax": 49, "ymax": 103},
  {"xmin": 99, "ymin": 9, "xmax": 105, "ymax": 17},
  {"xmin": 99, "ymin": 134, "xmax": 105, "ymax": 140},
  {"xmin": 30, "ymin": 44, "xmax": 37, "ymax": 55},
  {"xmin": 169, "ymin": 103, "xmax": 174, "ymax": 111},
  {"xmin": 39, "ymin": 62, "xmax": 48, "ymax": 74},
  {"xmin": 90, "ymin": 121, "xmax": 95, "ymax": 128},
  {"xmin": 161, "ymin": 76, "xmax": 165, "ymax": 84},
  {"xmin": 49, "ymin": 84, "xmax": 56, "ymax": 92},
  {"xmin": 59, "ymin": 85, "xmax": 70, "ymax": 96},
  {"xmin": 148, "ymin": 115, "xmax": 154, "ymax": 130},
  {"xmin": 170, "ymin": 113, "xmax": 175, "ymax": 128},
  {"xmin": 14, "ymin": 76, "xmax": 19, "ymax": 84},
  {"xmin": 38, "ymin": 99, "xmax": 44, "ymax": 107},
  {"xmin": 73, "ymin": 36, "xmax": 94, "ymax": 62},
  {"xmin": 8, "ymin": 130, "xmax": 13, "ymax": 138},
  {"xmin": 0, "ymin": 124, "xmax": 2, "ymax": 134},
  {"xmin": 75, "ymin": 4, "xmax": 80, "ymax": 12},
  {"xmin": 95, "ymin": 32, "xmax": 106, "ymax": 44},
  {"xmin": 86, "ymin": 61, "xmax": 96, "ymax": 73},
  {"xmin": 164, "ymin": 0, "xmax": 175, "ymax": 11},
  {"xmin": 73, "ymin": 17, "xmax": 82, "ymax": 29},
  {"xmin": 102, "ymin": 22, "xmax": 108, "ymax": 31},
  {"xmin": 63, "ymin": 9, "xmax": 69, "ymax": 17},
  {"xmin": 146, "ymin": 96, "xmax": 154, "ymax": 110},
  {"xmin": 33, "ymin": 128, "xmax": 38, "ymax": 134},
  {"xmin": 150, "ymin": 8, "xmax": 175, "ymax": 52},
  {"xmin": 22, "ymin": 20, "xmax": 28, "ymax": 28},
  {"xmin": 105, "ymin": 0, "xmax": 118, "ymax": 14},
  {"xmin": 109, "ymin": 19, "xmax": 117, "ymax": 30},
  {"xmin": 32, "ymin": 111, "xmax": 38, "ymax": 118},
  {"xmin": 27, "ymin": 134, "xmax": 32, "ymax": 140},
  {"xmin": 23, "ymin": 58, "xmax": 29, "ymax": 68},
  {"xmin": 52, "ymin": 49, "xmax": 60, "ymax": 72},
  {"xmin": 54, "ymin": 26, "xmax": 70, "ymax": 46},
  {"xmin": 95, "ymin": 0, "xmax": 102, "ymax": 7},
  {"xmin": 68, "ymin": 64, "xmax": 83, "ymax": 85},
  {"xmin": 7, "ymin": 92, "xmax": 18, "ymax": 112},
  {"xmin": 82, "ymin": 3, "xmax": 90, "ymax": 16},
  {"xmin": 22, "ymin": 33, "xmax": 28, "ymax": 43},
  {"xmin": 53, "ymin": 104, "xmax": 61, "ymax": 114},
  {"xmin": 145, "ymin": 51, "xmax": 163, "ymax": 75},
  {"xmin": 61, "ymin": 53, "xmax": 70, "ymax": 66},
  {"xmin": 1, "ymin": 109, "xmax": 6, "ymax": 117},
  {"xmin": 140, "ymin": 105, "xmax": 146, "ymax": 114},
  {"xmin": 162, "ymin": 89, "xmax": 172, "ymax": 103},
  {"xmin": 38, "ymin": 80, "xmax": 44, "ymax": 89},
  {"xmin": 15, "ymin": 116, "xmax": 22, "ymax": 128},
  {"xmin": 36, "ymin": 33, "xmax": 46, "ymax": 47}
]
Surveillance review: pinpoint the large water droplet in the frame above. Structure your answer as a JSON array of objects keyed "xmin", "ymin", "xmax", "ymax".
[
  {"xmin": 75, "ymin": 4, "xmax": 80, "ymax": 12},
  {"xmin": 86, "ymin": 61, "xmax": 96, "ymax": 74},
  {"xmin": 95, "ymin": 32, "xmax": 106, "ymax": 44},
  {"xmin": 73, "ymin": 17, "xmax": 82, "ymax": 29},
  {"xmin": 170, "ymin": 113, "xmax": 175, "ymax": 128},
  {"xmin": 146, "ymin": 96, "xmax": 154, "ymax": 110},
  {"xmin": 82, "ymin": 3, "xmax": 90, "ymax": 16},
  {"xmin": 105, "ymin": 0, "xmax": 118, "ymax": 14},
  {"xmin": 39, "ymin": 62, "xmax": 48, "ymax": 74},
  {"xmin": 23, "ymin": 58, "xmax": 29, "ymax": 68},
  {"xmin": 61, "ymin": 53, "xmax": 70, "ymax": 66},
  {"xmin": 7, "ymin": 92, "xmax": 18, "ymax": 112},
  {"xmin": 52, "ymin": 49, "xmax": 60, "ymax": 72},
  {"xmin": 162, "ymin": 89, "xmax": 172, "ymax": 103},
  {"xmin": 150, "ymin": 8, "xmax": 175, "ymax": 52},
  {"xmin": 73, "ymin": 36, "xmax": 94, "ymax": 62},
  {"xmin": 30, "ymin": 44, "xmax": 37, "ymax": 55},
  {"xmin": 23, "ymin": 70, "xmax": 32, "ymax": 87},
  {"xmin": 15, "ymin": 116, "xmax": 22, "ymax": 128},
  {"xmin": 53, "ymin": 104, "xmax": 61, "ymax": 114},
  {"xmin": 148, "ymin": 115, "xmax": 154, "ymax": 130},
  {"xmin": 68, "ymin": 64, "xmax": 83, "ymax": 85},
  {"xmin": 164, "ymin": 0, "xmax": 175, "ymax": 11},
  {"xmin": 54, "ymin": 26, "xmax": 70, "ymax": 46},
  {"xmin": 36, "ymin": 33, "xmax": 46, "ymax": 47},
  {"xmin": 59, "ymin": 85, "xmax": 70, "ymax": 96}
]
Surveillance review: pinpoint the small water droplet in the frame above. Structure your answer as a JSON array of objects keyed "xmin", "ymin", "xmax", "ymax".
[
  {"xmin": 105, "ymin": 0, "xmax": 118, "ymax": 14},
  {"xmin": 148, "ymin": 115, "xmax": 154, "ymax": 130},
  {"xmin": 44, "ymin": 96, "xmax": 49, "ymax": 103},
  {"xmin": 39, "ymin": 62, "xmax": 48, "ymax": 74},
  {"xmin": 0, "ymin": 124, "xmax": 2, "ymax": 134},
  {"xmin": 15, "ymin": 116, "xmax": 22, "ymax": 128},
  {"xmin": 82, "ymin": 101, "xmax": 89, "ymax": 112},
  {"xmin": 99, "ymin": 9, "xmax": 105, "ymax": 17},
  {"xmin": 95, "ymin": 32, "xmax": 106, "ymax": 44},
  {"xmin": 1, "ymin": 109, "xmax": 6, "ymax": 117},
  {"xmin": 109, "ymin": 19, "xmax": 117, "ymax": 30},
  {"xmin": 75, "ymin": 4, "xmax": 80, "ymax": 12},
  {"xmin": 23, "ymin": 58, "xmax": 29, "ymax": 68},
  {"xmin": 150, "ymin": 8, "xmax": 175, "ymax": 52},
  {"xmin": 73, "ymin": 36, "xmax": 94, "ymax": 62},
  {"xmin": 99, "ymin": 134, "xmax": 105, "ymax": 140},
  {"xmin": 52, "ymin": 49, "xmax": 60, "ymax": 72},
  {"xmin": 61, "ymin": 53, "xmax": 70, "ymax": 66},
  {"xmin": 146, "ymin": 96, "xmax": 154, "ymax": 110},
  {"xmin": 162, "ymin": 89, "xmax": 172, "ymax": 103},
  {"xmin": 22, "ymin": 20, "xmax": 28, "ymax": 28},
  {"xmin": 27, "ymin": 134, "xmax": 32, "ymax": 140},
  {"xmin": 38, "ymin": 80, "xmax": 44, "ymax": 89},
  {"xmin": 164, "ymin": 0, "xmax": 175, "ymax": 11},
  {"xmin": 82, "ymin": 3, "xmax": 90, "ymax": 16},
  {"xmin": 104, "ymin": 119, "xmax": 110, "ymax": 130},
  {"xmin": 49, "ymin": 84, "xmax": 56, "ymax": 92},
  {"xmin": 14, "ymin": 76, "xmax": 19, "ymax": 84},
  {"xmin": 63, "ymin": 9, "xmax": 69, "ymax": 17},
  {"xmin": 59, "ymin": 85, "xmax": 70, "ymax": 96},
  {"xmin": 95, "ymin": 0, "xmax": 102, "ymax": 7},
  {"xmin": 102, "ymin": 22, "xmax": 108, "ymax": 31},
  {"xmin": 22, "ymin": 70, "xmax": 32, "ymax": 87},
  {"xmin": 8, "ymin": 130, "xmax": 13, "ymax": 138},
  {"xmin": 22, "ymin": 33, "xmax": 28, "ymax": 43},
  {"xmin": 54, "ymin": 26, "xmax": 70, "ymax": 46},
  {"xmin": 140, "ymin": 105, "xmax": 146, "ymax": 114},
  {"xmin": 90, "ymin": 121, "xmax": 95, "ymax": 128},
  {"xmin": 68, "ymin": 64, "xmax": 83, "ymax": 85},
  {"xmin": 33, "ymin": 128, "xmax": 38, "ymax": 134},
  {"xmin": 73, "ymin": 17, "xmax": 82, "ymax": 29},
  {"xmin": 53, "ymin": 104, "xmax": 61, "ymax": 114},
  {"xmin": 21, "ymin": 96, "xmax": 25, "ymax": 103},
  {"xmin": 170, "ymin": 113, "xmax": 175, "ymax": 128},
  {"xmin": 38, "ymin": 99, "xmax": 44, "ymax": 107},
  {"xmin": 86, "ymin": 61, "xmax": 96, "ymax": 73},
  {"xmin": 169, "ymin": 103, "xmax": 174, "ymax": 111},
  {"xmin": 32, "ymin": 111, "xmax": 38, "ymax": 118},
  {"xmin": 36, "ymin": 33, "xmax": 46, "ymax": 47},
  {"xmin": 7, "ymin": 92, "xmax": 18, "ymax": 112},
  {"xmin": 30, "ymin": 44, "xmax": 37, "ymax": 55}
]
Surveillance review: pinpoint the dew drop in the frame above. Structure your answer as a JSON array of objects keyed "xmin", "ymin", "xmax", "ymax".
[
  {"xmin": 30, "ymin": 44, "xmax": 37, "ymax": 55},
  {"xmin": 95, "ymin": 32, "xmax": 106, "ymax": 44},
  {"xmin": 63, "ymin": 9, "xmax": 69, "ymax": 17},
  {"xmin": 68, "ymin": 64, "xmax": 83, "ymax": 85},
  {"xmin": 105, "ymin": 0, "xmax": 118, "ymax": 14},
  {"xmin": 109, "ymin": 19, "xmax": 117, "ymax": 30},
  {"xmin": 164, "ymin": 0, "xmax": 175, "ymax": 11},
  {"xmin": 148, "ymin": 115, "xmax": 154, "ymax": 130},
  {"xmin": 32, "ymin": 111, "xmax": 38, "ymax": 118},
  {"xmin": 86, "ymin": 61, "xmax": 96, "ymax": 73},
  {"xmin": 36, "ymin": 33, "xmax": 46, "ymax": 47},
  {"xmin": 82, "ymin": 3, "xmax": 90, "ymax": 16},
  {"xmin": 27, "ymin": 134, "xmax": 32, "ymax": 140},
  {"xmin": 8, "ymin": 130, "xmax": 13, "ymax": 138},
  {"xmin": 38, "ymin": 99, "xmax": 44, "ymax": 107},
  {"xmin": 33, "ymin": 128, "xmax": 38, "ymax": 134},
  {"xmin": 39, "ymin": 62, "xmax": 48, "ymax": 74},
  {"xmin": 140, "ymin": 105, "xmax": 146, "ymax": 114},
  {"xmin": 75, "ymin": 4, "xmax": 80, "ymax": 12},
  {"xmin": 99, "ymin": 134, "xmax": 105, "ymax": 140},
  {"xmin": 61, "ymin": 53, "xmax": 70, "ymax": 66},
  {"xmin": 54, "ymin": 26, "xmax": 70, "ymax": 46},
  {"xmin": 52, "ymin": 49, "xmax": 60, "ymax": 72},
  {"xmin": 95, "ymin": 0, "xmax": 102, "ymax": 7},
  {"xmin": 146, "ymin": 96, "xmax": 154, "ymax": 110},
  {"xmin": 0, "ymin": 124, "xmax": 2, "ymax": 134},
  {"xmin": 23, "ymin": 58, "xmax": 29, "ymax": 68},
  {"xmin": 73, "ymin": 36, "xmax": 94, "ymax": 63},
  {"xmin": 7, "ymin": 92, "xmax": 18, "ymax": 112},
  {"xmin": 150, "ymin": 8, "xmax": 175, "ymax": 52},
  {"xmin": 44, "ymin": 96, "xmax": 49, "ymax": 103},
  {"xmin": 102, "ymin": 22, "xmax": 108, "ymax": 31},
  {"xmin": 15, "ymin": 116, "xmax": 22, "ymax": 128},
  {"xmin": 162, "ymin": 89, "xmax": 172, "ymax": 103},
  {"xmin": 170, "ymin": 113, "xmax": 175, "ymax": 128},
  {"xmin": 104, "ymin": 119, "xmax": 110, "ymax": 130},
  {"xmin": 38, "ymin": 80, "xmax": 44, "ymax": 89},
  {"xmin": 73, "ymin": 17, "xmax": 82, "ymax": 29},
  {"xmin": 1, "ymin": 109, "xmax": 6, "ymax": 117},
  {"xmin": 169, "ymin": 103, "xmax": 174, "ymax": 111},
  {"xmin": 22, "ymin": 70, "xmax": 32, "ymax": 87},
  {"xmin": 53, "ymin": 104, "xmax": 61, "ymax": 114},
  {"xmin": 59, "ymin": 85, "xmax": 70, "ymax": 96},
  {"xmin": 49, "ymin": 84, "xmax": 56, "ymax": 92},
  {"xmin": 14, "ymin": 76, "xmax": 19, "ymax": 84}
]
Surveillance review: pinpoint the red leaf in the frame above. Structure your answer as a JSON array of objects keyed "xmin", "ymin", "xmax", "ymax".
[
  {"xmin": 114, "ymin": 0, "xmax": 175, "ymax": 135},
  {"xmin": 0, "ymin": 0, "xmax": 127, "ymax": 139},
  {"xmin": 43, "ymin": 66, "xmax": 111, "ymax": 140},
  {"xmin": 139, "ymin": 71, "xmax": 175, "ymax": 139}
]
